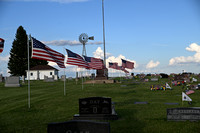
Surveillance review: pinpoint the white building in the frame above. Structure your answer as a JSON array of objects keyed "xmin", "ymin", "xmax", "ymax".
[{"xmin": 27, "ymin": 65, "xmax": 59, "ymax": 80}]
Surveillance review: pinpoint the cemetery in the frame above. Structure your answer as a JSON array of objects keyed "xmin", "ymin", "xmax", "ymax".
[{"xmin": 0, "ymin": 76, "xmax": 200, "ymax": 133}]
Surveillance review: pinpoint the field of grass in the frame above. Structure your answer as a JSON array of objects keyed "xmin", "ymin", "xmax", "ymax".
[{"xmin": 1, "ymin": 78, "xmax": 200, "ymax": 133}]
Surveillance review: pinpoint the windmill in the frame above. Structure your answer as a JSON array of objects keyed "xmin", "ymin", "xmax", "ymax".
[{"xmin": 79, "ymin": 33, "xmax": 94, "ymax": 56}]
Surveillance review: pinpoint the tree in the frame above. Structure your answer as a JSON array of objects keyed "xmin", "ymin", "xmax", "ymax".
[{"xmin": 8, "ymin": 26, "xmax": 47, "ymax": 76}]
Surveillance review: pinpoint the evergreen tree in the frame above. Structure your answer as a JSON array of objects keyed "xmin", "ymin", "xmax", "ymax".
[{"xmin": 8, "ymin": 26, "xmax": 47, "ymax": 76}]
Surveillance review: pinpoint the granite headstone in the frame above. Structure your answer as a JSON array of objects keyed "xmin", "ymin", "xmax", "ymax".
[
  {"xmin": 167, "ymin": 107, "xmax": 200, "ymax": 121},
  {"xmin": 74, "ymin": 97, "xmax": 118, "ymax": 120}
]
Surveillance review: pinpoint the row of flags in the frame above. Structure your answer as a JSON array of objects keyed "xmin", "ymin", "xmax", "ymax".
[
  {"xmin": 108, "ymin": 59, "xmax": 134, "ymax": 73},
  {"xmin": 32, "ymin": 37, "xmax": 105, "ymax": 70},
  {"xmin": 32, "ymin": 37, "xmax": 135, "ymax": 72}
]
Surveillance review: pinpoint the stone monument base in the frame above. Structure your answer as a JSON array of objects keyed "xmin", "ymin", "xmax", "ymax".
[
  {"xmin": 84, "ymin": 79, "xmax": 114, "ymax": 84},
  {"xmin": 96, "ymin": 68, "xmax": 108, "ymax": 80},
  {"xmin": 73, "ymin": 114, "xmax": 118, "ymax": 120},
  {"xmin": 5, "ymin": 84, "xmax": 21, "ymax": 87}
]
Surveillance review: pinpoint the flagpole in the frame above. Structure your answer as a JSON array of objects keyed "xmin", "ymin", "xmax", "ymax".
[
  {"xmin": 76, "ymin": 66, "xmax": 78, "ymax": 85},
  {"xmin": 64, "ymin": 67, "xmax": 66, "ymax": 96},
  {"xmin": 82, "ymin": 68, "xmax": 83, "ymax": 90},
  {"xmin": 63, "ymin": 48, "xmax": 66, "ymax": 96},
  {"xmin": 27, "ymin": 35, "xmax": 30, "ymax": 108}
]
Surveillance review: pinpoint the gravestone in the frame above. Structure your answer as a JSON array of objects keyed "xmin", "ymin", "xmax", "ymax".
[
  {"xmin": 165, "ymin": 103, "xmax": 179, "ymax": 105},
  {"xmin": 74, "ymin": 97, "xmax": 118, "ymax": 120},
  {"xmin": 167, "ymin": 107, "xmax": 200, "ymax": 121},
  {"xmin": 22, "ymin": 75, "xmax": 25, "ymax": 83},
  {"xmin": 5, "ymin": 76, "xmax": 21, "ymax": 87},
  {"xmin": 54, "ymin": 75, "xmax": 58, "ymax": 81},
  {"xmin": 44, "ymin": 76, "xmax": 54, "ymax": 82},
  {"xmin": 61, "ymin": 75, "xmax": 66, "ymax": 81},
  {"xmin": 151, "ymin": 78, "xmax": 158, "ymax": 81},
  {"xmin": 68, "ymin": 77, "xmax": 73, "ymax": 81},
  {"xmin": 48, "ymin": 120, "xmax": 110, "ymax": 133}
]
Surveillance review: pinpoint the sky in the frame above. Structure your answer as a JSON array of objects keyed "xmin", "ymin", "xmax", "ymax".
[{"xmin": 0, "ymin": 0, "xmax": 200, "ymax": 77}]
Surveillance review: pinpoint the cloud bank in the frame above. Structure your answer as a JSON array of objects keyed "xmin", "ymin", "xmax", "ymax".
[
  {"xmin": 169, "ymin": 43, "xmax": 200, "ymax": 65},
  {"xmin": 146, "ymin": 60, "xmax": 160, "ymax": 69},
  {"xmin": 44, "ymin": 40, "xmax": 102, "ymax": 46}
]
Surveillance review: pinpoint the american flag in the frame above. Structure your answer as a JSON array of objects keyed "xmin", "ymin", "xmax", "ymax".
[
  {"xmin": 186, "ymin": 90, "xmax": 195, "ymax": 95},
  {"xmin": 109, "ymin": 62, "xmax": 120, "ymax": 70},
  {"xmin": 31, "ymin": 37, "xmax": 65, "ymax": 68},
  {"xmin": 0, "ymin": 38, "xmax": 4, "ymax": 54},
  {"xmin": 121, "ymin": 59, "xmax": 134, "ymax": 69},
  {"xmin": 66, "ymin": 49, "xmax": 89, "ymax": 69},
  {"xmin": 83, "ymin": 56, "xmax": 104, "ymax": 70}
]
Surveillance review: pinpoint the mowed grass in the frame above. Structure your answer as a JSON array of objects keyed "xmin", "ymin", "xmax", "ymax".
[{"xmin": 0, "ymin": 78, "xmax": 200, "ymax": 133}]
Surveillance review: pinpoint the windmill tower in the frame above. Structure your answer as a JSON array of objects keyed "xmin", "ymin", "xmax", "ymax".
[{"xmin": 79, "ymin": 33, "xmax": 94, "ymax": 56}]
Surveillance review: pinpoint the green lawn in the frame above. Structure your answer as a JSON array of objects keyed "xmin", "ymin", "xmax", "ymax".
[{"xmin": 0, "ymin": 79, "xmax": 200, "ymax": 133}]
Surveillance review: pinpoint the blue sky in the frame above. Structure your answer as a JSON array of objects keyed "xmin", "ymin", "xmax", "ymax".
[{"xmin": 0, "ymin": 0, "xmax": 200, "ymax": 77}]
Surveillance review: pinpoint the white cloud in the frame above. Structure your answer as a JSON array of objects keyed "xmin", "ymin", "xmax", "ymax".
[
  {"xmin": 0, "ymin": 55, "xmax": 10, "ymax": 76},
  {"xmin": 44, "ymin": 40, "xmax": 102, "ymax": 46},
  {"xmin": 5, "ymin": 0, "xmax": 89, "ymax": 3},
  {"xmin": 93, "ymin": 47, "xmax": 136, "ymax": 75},
  {"xmin": 146, "ymin": 60, "xmax": 160, "ymax": 69},
  {"xmin": 186, "ymin": 43, "xmax": 200, "ymax": 53},
  {"xmin": 93, "ymin": 47, "xmax": 111, "ymax": 59},
  {"xmin": 169, "ymin": 43, "xmax": 200, "ymax": 65}
]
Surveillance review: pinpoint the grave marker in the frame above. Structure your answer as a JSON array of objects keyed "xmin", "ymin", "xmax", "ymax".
[
  {"xmin": 151, "ymin": 78, "xmax": 158, "ymax": 81},
  {"xmin": 74, "ymin": 97, "xmax": 118, "ymax": 120},
  {"xmin": 5, "ymin": 76, "xmax": 21, "ymax": 87},
  {"xmin": 167, "ymin": 107, "xmax": 200, "ymax": 121}
]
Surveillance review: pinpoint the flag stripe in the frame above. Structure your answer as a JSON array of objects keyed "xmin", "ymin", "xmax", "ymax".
[
  {"xmin": 32, "ymin": 37, "xmax": 65, "ymax": 68},
  {"xmin": 84, "ymin": 56, "xmax": 104, "ymax": 70},
  {"xmin": 66, "ymin": 49, "xmax": 89, "ymax": 69},
  {"xmin": 122, "ymin": 59, "xmax": 134, "ymax": 69}
]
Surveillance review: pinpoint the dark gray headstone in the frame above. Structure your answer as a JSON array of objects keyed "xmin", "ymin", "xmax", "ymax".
[
  {"xmin": 79, "ymin": 97, "xmax": 112, "ymax": 115},
  {"xmin": 5, "ymin": 76, "xmax": 21, "ymax": 87},
  {"xmin": 165, "ymin": 103, "xmax": 179, "ymax": 105},
  {"xmin": 48, "ymin": 120, "xmax": 110, "ymax": 133},
  {"xmin": 74, "ymin": 97, "xmax": 118, "ymax": 120},
  {"xmin": 167, "ymin": 107, "xmax": 200, "ymax": 121}
]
